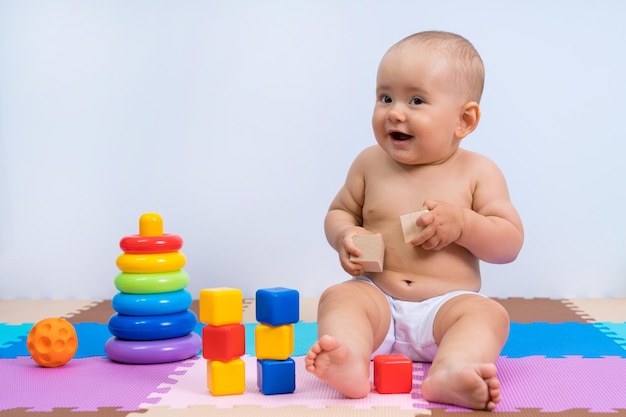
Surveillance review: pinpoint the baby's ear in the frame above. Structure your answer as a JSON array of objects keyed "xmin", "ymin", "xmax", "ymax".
[{"xmin": 455, "ymin": 101, "xmax": 480, "ymax": 139}]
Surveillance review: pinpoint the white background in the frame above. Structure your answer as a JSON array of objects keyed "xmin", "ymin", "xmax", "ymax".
[{"xmin": 1, "ymin": 1, "xmax": 625, "ymax": 300}]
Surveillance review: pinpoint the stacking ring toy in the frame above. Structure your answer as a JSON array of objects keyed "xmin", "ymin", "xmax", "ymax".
[
  {"xmin": 112, "ymin": 290, "xmax": 193, "ymax": 316},
  {"xmin": 114, "ymin": 270, "xmax": 189, "ymax": 294},
  {"xmin": 108, "ymin": 310, "xmax": 198, "ymax": 341},
  {"xmin": 116, "ymin": 251, "xmax": 186, "ymax": 273},
  {"xmin": 105, "ymin": 332, "xmax": 201, "ymax": 364}
]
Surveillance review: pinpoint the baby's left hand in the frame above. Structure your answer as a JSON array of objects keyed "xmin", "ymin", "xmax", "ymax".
[{"xmin": 411, "ymin": 199, "xmax": 464, "ymax": 250}]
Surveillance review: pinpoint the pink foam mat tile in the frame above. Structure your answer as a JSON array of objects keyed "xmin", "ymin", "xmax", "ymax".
[
  {"xmin": 141, "ymin": 355, "xmax": 417, "ymax": 410},
  {"xmin": 129, "ymin": 405, "xmax": 427, "ymax": 417},
  {"xmin": 4, "ymin": 352, "xmax": 626, "ymax": 414},
  {"xmin": 413, "ymin": 356, "xmax": 626, "ymax": 412},
  {"xmin": 0, "ymin": 356, "xmax": 197, "ymax": 412}
]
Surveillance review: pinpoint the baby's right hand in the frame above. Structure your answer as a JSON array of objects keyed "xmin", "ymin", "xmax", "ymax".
[{"xmin": 337, "ymin": 227, "xmax": 368, "ymax": 276}]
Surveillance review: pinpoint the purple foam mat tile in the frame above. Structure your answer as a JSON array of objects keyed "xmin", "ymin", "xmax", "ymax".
[
  {"xmin": 0, "ymin": 407, "xmax": 149, "ymax": 417},
  {"xmin": 412, "ymin": 356, "xmax": 626, "ymax": 412},
  {"xmin": 0, "ymin": 355, "xmax": 198, "ymax": 412}
]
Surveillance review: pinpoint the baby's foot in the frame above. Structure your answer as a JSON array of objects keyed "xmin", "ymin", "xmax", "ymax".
[
  {"xmin": 420, "ymin": 363, "xmax": 501, "ymax": 410},
  {"xmin": 305, "ymin": 335, "xmax": 371, "ymax": 398}
]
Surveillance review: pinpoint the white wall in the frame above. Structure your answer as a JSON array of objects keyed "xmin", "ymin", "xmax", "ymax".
[{"xmin": 1, "ymin": 0, "xmax": 625, "ymax": 300}]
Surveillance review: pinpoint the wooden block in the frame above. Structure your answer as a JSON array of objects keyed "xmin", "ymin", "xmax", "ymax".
[
  {"xmin": 399, "ymin": 210, "xmax": 429, "ymax": 244},
  {"xmin": 350, "ymin": 234, "xmax": 384, "ymax": 272}
]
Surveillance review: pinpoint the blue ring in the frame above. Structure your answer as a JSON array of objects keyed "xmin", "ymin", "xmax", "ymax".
[
  {"xmin": 112, "ymin": 290, "xmax": 192, "ymax": 316},
  {"xmin": 105, "ymin": 333, "xmax": 201, "ymax": 364},
  {"xmin": 108, "ymin": 310, "xmax": 197, "ymax": 341}
]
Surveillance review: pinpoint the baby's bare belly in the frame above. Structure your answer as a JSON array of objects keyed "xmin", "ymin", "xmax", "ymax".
[
  {"xmin": 359, "ymin": 214, "xmax": 481, "ymax": 301},
  {"xmin": 366, "ymin": 271, "xmax": 480, "ymax": 301},
  {"xmin": 363, "ymin": 247, "xmax": 482, "ymax": 302}
]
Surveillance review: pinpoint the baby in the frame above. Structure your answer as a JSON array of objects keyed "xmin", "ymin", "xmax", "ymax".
[{"xmin": 305, "ymin": 31, "xmax": 524, "ymax": 410}]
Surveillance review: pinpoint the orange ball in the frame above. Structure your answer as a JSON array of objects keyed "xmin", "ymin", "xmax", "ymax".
[{"xmin": 27, "ymin": 318, "xmax": 78, "ymax": 367}]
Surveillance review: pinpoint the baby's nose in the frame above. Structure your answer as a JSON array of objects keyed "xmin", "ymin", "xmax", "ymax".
[{"xmin": 388, "ymin": 105, "xmax": 406, "ymax": 122}]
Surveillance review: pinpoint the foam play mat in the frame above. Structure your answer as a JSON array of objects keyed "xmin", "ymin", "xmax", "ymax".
[{"xmin": 1, "ymin": 297, "xmax": 626, "ymax": 416}]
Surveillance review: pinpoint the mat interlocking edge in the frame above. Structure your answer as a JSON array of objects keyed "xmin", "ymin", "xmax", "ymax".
[{"xmin": 1, "ymin": 297, "xmax": 625, "ymax": 417}]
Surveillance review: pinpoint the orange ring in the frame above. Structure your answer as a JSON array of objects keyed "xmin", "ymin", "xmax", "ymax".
[
  {"xmin": 116, "ymin": 251, "xmax": 186, "ymax": 273},
  {"xmin": 120, "ymin": 234, "xmax": 183, "ymax": 254}
]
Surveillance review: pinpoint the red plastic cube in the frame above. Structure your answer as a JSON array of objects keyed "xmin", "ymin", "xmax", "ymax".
[
  {"xmin": 373, "ymin": 354, "xmax": 413, "ymax": 394},
  {"xmin": 202, "ymin": 323, "xmax": 245, "ymax": 361}
]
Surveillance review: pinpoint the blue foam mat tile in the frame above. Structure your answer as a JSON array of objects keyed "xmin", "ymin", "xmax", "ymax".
[
  {"xmin": 0, "ymin": 323, "xmax": 113, "ymax": 359},
  {"xmin": 503, "ymin": 322, "xmax": 626, "ymax": 358},
  {"xmin": 594, "ymin": 322, "xmax": 626, "ymax": 348},
  {"xmin": 6, "ymin": 321, "xmax": 620, "ymax": 360},
  {"xmin": 0, "ymin": 322, "xmax": 319, "ymax": 359},
  {"xmin": 0, "ymin": 324, "xmax": 32, "ymax": 348}
]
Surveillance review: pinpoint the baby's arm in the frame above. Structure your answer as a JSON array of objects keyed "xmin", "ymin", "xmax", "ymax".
[
  {"xmin": 325, "ymin": 209, "xmax": 369, "ymax": 276},
  {"xmin": 324, "ymin": 152, "xmax": 374, "ymax": 276},
  {"xmin": 413, "ymin": 158, "xmax": 523, "ymax": 264}
]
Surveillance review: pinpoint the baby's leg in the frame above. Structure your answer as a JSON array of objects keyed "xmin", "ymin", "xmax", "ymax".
[
  {"xmin": 305, "ymin": 280, "xmax": 391, "ymax": 398},
  {"xmin": 421, "ymin": 295, "xmax": 509, "ymax": 410}
]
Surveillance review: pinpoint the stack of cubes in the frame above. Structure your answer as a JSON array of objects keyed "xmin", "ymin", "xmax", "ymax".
[
  {"xmin": 200, "ymin": 287, "xmax": 246, "ymax": 396},
  {"xmin": 255, "ymin": 287, "xmax": 299, "ymax": 395},
  {"xmin": 105, "ymin": 213, "xmax": 201, "ymax": 364}
]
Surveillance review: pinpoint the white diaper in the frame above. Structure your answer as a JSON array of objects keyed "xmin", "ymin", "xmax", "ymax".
[{"xmin": 355, "ymin": 276, "xmax": 484, "ymax": 362}]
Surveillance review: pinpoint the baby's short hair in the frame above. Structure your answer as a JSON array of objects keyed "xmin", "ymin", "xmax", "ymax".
[{"xmin": 394, "ymin": 31, "xmax": 485, "ymax": 103}]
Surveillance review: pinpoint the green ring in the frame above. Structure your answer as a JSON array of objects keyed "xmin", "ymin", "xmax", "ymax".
[{"xmin": 115, "ymin": 270, "xmax": 189, "ymax": 294}]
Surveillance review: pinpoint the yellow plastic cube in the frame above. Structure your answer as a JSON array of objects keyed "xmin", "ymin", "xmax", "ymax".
[
  {"xmin": 206, "ymin": 358, "xmax": 245, "ymax": 396},
  {"xmin": 199, "ymin": 288, "xmax": 243, "ymax": 326},
  {"xmin": 255, "ymin": 323, "xmax": 294, "ymax": 360}
]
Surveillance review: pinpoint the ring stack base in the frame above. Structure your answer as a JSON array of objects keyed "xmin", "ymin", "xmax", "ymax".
[{"xmin": 105, "ymin": 332, "xmax": 202, "ymax": 364}]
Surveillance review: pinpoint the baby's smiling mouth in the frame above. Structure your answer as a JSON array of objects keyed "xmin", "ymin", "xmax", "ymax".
[{"xmin": 390, "ymin": 131, "xmax": 413, "ymax": 141}]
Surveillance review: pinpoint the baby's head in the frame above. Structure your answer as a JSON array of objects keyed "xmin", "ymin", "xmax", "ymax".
[
  {"xmin": 372, "ymin": 31, "xmax": 485, "ymax": 166},
  {"xmin": 387, "ymin": 31, "xmax": 485, "ymax": 105}
]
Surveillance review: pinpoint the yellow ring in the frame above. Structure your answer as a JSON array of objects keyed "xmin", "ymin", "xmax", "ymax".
[
  {"xmin": 115, "ymin": 270, "xmax": 189, "ymax": 294},
  {"xmin": 116, "ymin": 251, "xmax": 186, "ymax": 273}
]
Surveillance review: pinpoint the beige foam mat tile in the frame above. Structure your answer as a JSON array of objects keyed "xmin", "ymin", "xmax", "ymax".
[
  {"xmin": 0, "ymin": 408, "xmax": 146, "ymax": 417},
  {"xmin": 243, "ymin": 297, "xmax": 318, "ymax": 323},
  {"xmin": 562, "ymin": 298, "xmax": 626, "ymax": 323},
  {"xmin": 300, "ymin": 297, "xmax": 319, "ymax": 322},
  {"xmin": 131, "ymin": 405, "xmax": 427, "ymax": 417},
  {"xmin": 0, "ymin": 299, "xmax": 101, "ymax": 324}
]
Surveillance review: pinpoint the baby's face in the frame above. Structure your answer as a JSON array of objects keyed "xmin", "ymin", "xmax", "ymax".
[{"xmin": 372, "ymin": 44, "xmax": 467, "ymax": 166}]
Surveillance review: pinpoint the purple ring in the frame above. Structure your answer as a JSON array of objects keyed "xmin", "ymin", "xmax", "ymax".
[{"xmin": 105, "ymin": 332, "xmax": 201, "ymax": 364}]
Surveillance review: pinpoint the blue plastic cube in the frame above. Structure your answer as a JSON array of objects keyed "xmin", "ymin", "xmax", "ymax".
[
  {"xmin": 256, "ymin": 358, "xmax": 296, "ymax": 395},
  {"xmin": 255, "ymin": 287, "xmax": 299, "ymax": 326}
]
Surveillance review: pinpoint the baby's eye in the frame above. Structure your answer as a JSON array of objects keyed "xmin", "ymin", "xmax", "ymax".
[
  {"xmin": 410, "ymin": 97, "xmax": 424, "ymax": 105},
  {"xmin": 380, "ymin": 95, "xmax": 392, "ymax": 104}
]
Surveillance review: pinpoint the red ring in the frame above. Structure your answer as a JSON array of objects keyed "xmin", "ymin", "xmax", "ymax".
[{"xmin": 119, "ymin": 234, "xmax": 183, "ymax": 254}]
